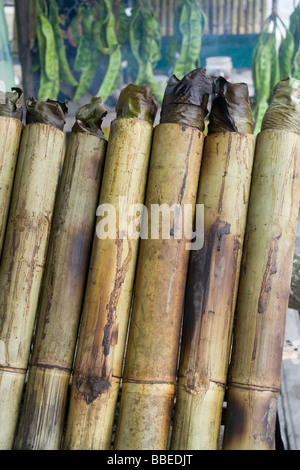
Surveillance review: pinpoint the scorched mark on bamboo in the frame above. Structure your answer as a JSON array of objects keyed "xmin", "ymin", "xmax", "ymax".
[
  {"xmin": 182, "ymin": 217, "xmax": 231, "ymax": 353},
  {"xmin": 217, "ymin": 134, "xmax": 232, "ymax": 214},
  {"xmin": 76, "ymin": 237, "xmax": 133, "ymax": 404},
  {"xmin": 257, "ymin": 227, "xmax": 282, "ymax": 314},
  {"xmin": 103, "ymin": 237, "xmax": 132, "ymax": 357},
  {"xmin": 177, "ymin": 128, "xmax": 195, "ymax": 206}
]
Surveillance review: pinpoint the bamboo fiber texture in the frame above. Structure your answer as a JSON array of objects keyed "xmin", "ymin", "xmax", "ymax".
[
  {"xmin": 14, "ymin": 132, "xmax": 107, "ymax": 450},
  {"xmin": 63, "ymin": 117, "xmax": 154, "ymax": 450},
  {"xmin": 223, "ymin": 129, "xmax": 300, "ymax": 450},
  {"xmin": 114, "ymin": 123, "xmax": 204, "ymax": 450},
  {"xmin": 0, "ymin": 122, "xmax": 65, "ymax": 449},
  {"xmin": 170, "ymin": 132, "xmax": 256, "ymax": 450},
  {"xmin": 0, "ymin": 116, "xmax": 23, "ymax": 257}
]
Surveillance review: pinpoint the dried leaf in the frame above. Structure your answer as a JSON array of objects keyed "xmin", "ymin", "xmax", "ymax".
[
  {"xmin": 160, "ymin": 68, "xmax": 213, "ymax": 131},
  {"xmin": 208, "ymin": 77, "xmax": 253, "ymax": 134},
  {"xmin": 26, "ymin": 97, "xmax": 68, "ymax": 131},
  {"xmin": 0, "ymin": 87, "xmax": 23, "ymax": 120}
]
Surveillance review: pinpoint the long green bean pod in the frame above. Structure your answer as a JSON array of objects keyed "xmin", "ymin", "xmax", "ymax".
[
  {"xmin": 173, "ymin": 0, "xmax": 207, "ymax": 80},
  {"xmin": 35, "ymin": 0, "xmax": 59, "ymax": 100},
  {"xmin": 49, "ymin": 0, "xmax": 78, "ymax": 88},
  {"xmin": 252, "ymin": 16, "xmax": 279, "ymax": 135},
  {"xmin": 128, "ymin": 0, "xmax": 163, "ymax": 103}
]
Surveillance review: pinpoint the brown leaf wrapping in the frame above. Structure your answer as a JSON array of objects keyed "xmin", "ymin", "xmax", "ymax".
[
  {"xmin": 25, "ymin": 97, "xmax": 68, "ymax": 131},
  {"xmin": 115, "ymin": 84, "xmax": 158, "ymax": 125},
  {"xmin": 261, "ymin": 77, "xmax": 300, "ymax": 134},
  {"xmin": 160, "ymin": 68, "xmax": 213, "ymax": 131},
  {"xmin": 208, "ymin": 77, "xmax": 253, "ymax": 134},
  {"xmin": 0, "ymin": 87, "xmax": 23, "ymax": 120},
  {"xmin": 71, "ymin": 96, "xmax": 107, "ymax": 139}
]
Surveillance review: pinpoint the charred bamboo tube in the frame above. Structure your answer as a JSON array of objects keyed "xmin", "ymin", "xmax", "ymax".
[
  {"xmin": 13, "ymin": 98, "xmax": 107, "ymax": 450},
  {"xmin": 170, "ymin": 78, "xmax": 255, "ymax": 450},
  {"xmin": 223, "ymin": 77, "xmax": 300, "ymax": 450},
  {"xmin": 63, "ymin": 85, "xmax": 157, "ymax": 450},
  {"xmin": 0, "ymin": 88, "xmax": 23, "ymax": 257},
  {"xmin": 114, "ymin": 69, "xmax": 212, "ymax": 450},
  {"xmin": 0, "ymin": 98, "xmax": 67, "ymax": 449}
]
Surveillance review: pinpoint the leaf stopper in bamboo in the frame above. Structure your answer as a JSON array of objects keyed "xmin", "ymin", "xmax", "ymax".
[
  {"xmin": 160, "ymin": 67, "xmax": 213, "ymax": 130},
  {"xmin": 71, "ymin": 96, "xmax": 107, "ymax": 138},
  {"xmin": 0, "ymin": 87, "xmax": 23, "ymax": 119},
  {"xmin": 25, "ymin": 96, "xmax": 68, "ymax": 130},
  {"xmin": 208, "ymin": 76, "xmax": 254, "ymax": 134},
  {"xmin": 260, "ymin": 77, "xmax": 300, "ymax": 134}
]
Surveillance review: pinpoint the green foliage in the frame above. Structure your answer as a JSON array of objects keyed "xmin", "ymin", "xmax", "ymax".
[{"xmin": 252, "ymin": 5, "xmax": 300, "ymax": 135}]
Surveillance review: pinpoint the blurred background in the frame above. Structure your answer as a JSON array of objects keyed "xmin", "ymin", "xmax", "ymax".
[
  {"xmin": 0, "ymin": 0, "xmax": 298, "ymax": 129},
  {"xmin": 1, "ymin": 0, "xmax": 300, "ymax": 449}
]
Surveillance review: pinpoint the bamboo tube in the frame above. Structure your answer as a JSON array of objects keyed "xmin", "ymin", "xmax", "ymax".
[
  {"xmin": 0, "ymin": 97, "xmax": 67, "ymax": 449},
  {"xmin": 170, "ymin": 78, "xmax": 255, "ymax": 450},
  {"xmin": 223, "ymin": 77, "xmax": 300, "ymax": 450},
  {"xmin": 114, "ymin": 69, "xmax": 212, "ymax": 450},
  {"xmin": 13, "ymin": 98, "xmax": 107, "ymax": 450},
  {"xmin": 0, "ymin": 88, "xmax": 23, "ymax": 258},
  {"xmin": 63, "ymin": 85, "xmax": 157, "ymax": 450}
]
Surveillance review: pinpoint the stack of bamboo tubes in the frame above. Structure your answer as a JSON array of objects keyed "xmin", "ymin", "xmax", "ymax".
[{"xmin": 0, "ymin": 72, "xmax": 299, "ymax": 451}]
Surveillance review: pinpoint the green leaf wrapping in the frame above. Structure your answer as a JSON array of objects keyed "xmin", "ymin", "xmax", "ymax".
[
  {"xmin": 115, "ymin": 83, "xmax": 158, "ymax": 125},
  {"xmin": 72, "ymin": 96, "xmax": 107, "ymax": 139}
]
